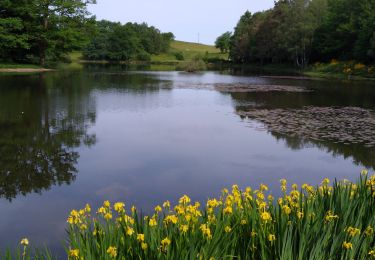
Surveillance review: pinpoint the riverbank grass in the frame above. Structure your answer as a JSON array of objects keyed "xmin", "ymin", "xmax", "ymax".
[
  {"xmin": 0, "ymin": 63, "xmax": 41, "ymax": 69},
  {"xmin": 306, "ymin": 60, "xmax": 375, "ymax": 80},
  {"xmin": 61, "ymin": 171, "xmax": 375, "ymax": 259}
]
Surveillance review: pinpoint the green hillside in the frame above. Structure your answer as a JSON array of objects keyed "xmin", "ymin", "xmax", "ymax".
[{"xmin": 151, "ymin": 40, "xmax": 228, "ymax": 63}]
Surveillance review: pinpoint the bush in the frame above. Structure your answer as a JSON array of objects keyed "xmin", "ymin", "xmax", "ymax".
[
  {"xmin": 136, "ymin": 51, "xmax": 151, "ymax": 62},
  {"xmin": 176, "ymin": 59, "xmax": 207, "ymax": 72},
  {"xmin": 174, "ymin": 52, "xmax": 184, "ymax": 61}
]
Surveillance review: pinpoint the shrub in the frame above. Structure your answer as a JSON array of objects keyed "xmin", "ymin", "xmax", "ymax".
[
  {"xmin": 174, "ymin": 52, "xmax": 184, "ymax": 61},
  {"xmin": 136, "ymin": 51, "xmax": 151, "ymax": 62}
]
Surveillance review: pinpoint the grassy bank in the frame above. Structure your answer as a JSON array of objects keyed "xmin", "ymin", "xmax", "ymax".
[
  {"xmin": 10, "ymin": 171, "xmax": 375, "ymax": 259},
  {"xmin": 231, "ymin": 62, "xmax": 375, "ymax": 81},
  {"xmin": 0, "ymin": 63, "xmax": 41, "ymax": 69},
  {"xmin": 0, "ymin": 63, "xmax": 46, "ymax": 73},
  {"xmin": 305, "ymin": 61, "xmax": 375, "ymax": 80}
]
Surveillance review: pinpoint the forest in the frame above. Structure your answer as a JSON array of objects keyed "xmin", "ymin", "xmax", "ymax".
[
  {"xmin": 83, "ymin": 20, "xmax": 174, "ymax": 62},
  {"xmin": 227, "ymin": 0, "xmax": 375, "ymax": 67},
  {"xmin": 0, "ymin": 0, "xmax": 174, "ymax": 66},
  {"xmin": 2, "ymin": 0, "xmax": 374, "ymax": 69}
]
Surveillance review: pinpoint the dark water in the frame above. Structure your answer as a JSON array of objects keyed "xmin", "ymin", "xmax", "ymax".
[{"xmin": 0, "ymin": 67, "xmax": 374, "ymax": 255}]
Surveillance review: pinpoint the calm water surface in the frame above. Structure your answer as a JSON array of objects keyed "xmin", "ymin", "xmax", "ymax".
[{"xmin": 0, "ymin": 68, "xmax": 374, "ymax": 255}]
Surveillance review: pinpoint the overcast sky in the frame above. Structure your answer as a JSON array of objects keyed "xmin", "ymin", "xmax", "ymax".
[{"xmin": 88, "ymin": 0, "xmax": 275, "ymax": 45}]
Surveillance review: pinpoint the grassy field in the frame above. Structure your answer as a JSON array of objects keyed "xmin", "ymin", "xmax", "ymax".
[{"xmin": 151, "ymin": 40, "xmax": 228, "ymax": 64}]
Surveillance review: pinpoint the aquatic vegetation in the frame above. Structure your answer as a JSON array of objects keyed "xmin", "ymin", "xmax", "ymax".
[
  {"xmin": 238, "ymin": 106, "xmax": 375, "ymax": 148},
  {"xmin": 65, "ymin": 171, "xmax": 375, "ymax": 259},
  {"xmin": 170, "ymin": 83, "xmax": 311, "ymax": 93},
  {"xmin": 214, "ymin": 84, "xmax": 311, "ymax": 93}
]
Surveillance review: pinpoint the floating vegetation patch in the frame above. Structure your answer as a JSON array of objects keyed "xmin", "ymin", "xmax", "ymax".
[
  {"xmin": 259, "ymin": 75, "xmax": 317, "ymax": 80},
  {"xmin": 171, "ymin": 83, "xmax": 311, "ymax": 93},
  {"xmin": 238, "ymin": 106, "xmax": 375, "ymax": 148},
  {"xmin": 214, "ymin": 84, "xmax": 311, "ymax": 93}
]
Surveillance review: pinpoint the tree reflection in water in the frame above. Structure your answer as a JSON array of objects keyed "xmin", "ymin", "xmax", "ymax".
[
  {"xmin": 231, "ymin": 88, "xmax": 375, "ymax": 170},
  {"xmin": 0, "ymin": 74, "xmax": 96, "ymax": 200}
]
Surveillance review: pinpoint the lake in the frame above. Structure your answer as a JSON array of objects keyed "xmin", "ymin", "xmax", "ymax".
[{"xmin": 0, "ymin": 67, "xmax": 374, "ymax": 256}]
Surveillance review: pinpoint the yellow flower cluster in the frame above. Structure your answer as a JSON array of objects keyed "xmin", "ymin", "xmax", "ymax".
[
  {"xmin": 200, "ymin": 224, "xmax": 212, "ymax": 240},
  {"xmin": 268, "ymin": 234, "xmax": 276, "ymax": 242},
  {"xmin": 65, "ymin": 171, "xmax": 375, "ymax": 259},
  {"xmin": 346, "ymin": 226, "xmax": 360, "ymax": 237},
  {"xmin": 354, "ymin": 63, "xmax": 365, "ymax": 70},
  {"xmin": 342, "ymin": 241, "xmax": 352, "ymax": 250},
  {"xmin": 330, "ymin": 59, "xmax": 338, "ymax": 65},
  {"xmin": 20, "ymin": 238, "xmax": 29, "ymax": 246},
  {"xmin": 69, "ymin": 249, "xmax": 79, "ymax": 259},
  {"xmin": 107, "ymin": 246, "xmax": 117, "ymax": 258},
  {"xmin": 160, "ymin": 237, "xmax": 171, "ymax": 252},
  {"xmin": 325, "ymin": 210, "xmax": 339, "ymax": 223},
  {"xmin": 365, "ymin": 226, "xmax": 374, "ymax": 236}
]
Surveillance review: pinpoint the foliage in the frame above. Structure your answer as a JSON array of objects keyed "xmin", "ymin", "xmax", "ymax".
[
  {"xmin": 176, "ymin": 55, "xmax": 207, "ymax": 72},
  {"xmin": 309, "ymin": 60, "xmax": 375, "ymax": 79},
  {"xmin": 215, "ymin": 31, "xmax": 232, "ymax": 53},
  {"xmin": 229, "ymin": 0, "xmax": 375, "ymax": 67},
  {"xmin": 0, "ymin": 0, "xmax": 96, "ymax": 66},
  {"xmin": 61, "ymin": 171, "xmax": 375, "ymax": 259},
  {"xmin": 0, "ymin": 17, "xmax": 29, "ymax": 62},
  {"xmin": 174, "ymin": 52, "xmax": 184, "ymax": 61},
  {"xmin": 312, "ymin": 0, "xmax": 375, "ymax": 62},
  {"xmin": 82, "ymin": 20, "xmax": 174, "ymax": 62}
]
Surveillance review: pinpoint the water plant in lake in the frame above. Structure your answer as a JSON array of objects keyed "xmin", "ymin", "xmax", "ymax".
[
  {"xmin": 64, "ymin": 171, "xmax": 375, "ymax": 259},
  {"xmin": 238, "ymin": 106, "xmax": 375, "ymax": 148}
]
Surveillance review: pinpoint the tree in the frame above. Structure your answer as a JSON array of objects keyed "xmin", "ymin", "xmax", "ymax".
[
  {"xmin": 275, "ymin": 0, "xmax": 328, "ymax": 67},
  {"xmin": 0, "ymin": 0, "xmax": 96, "ymax": 66},
  {"xmin": 0, "ymin": 18, "xmax": 29, "ymax": 62},
  {"xmin": 33, "ymin": 0, "xmax": 96, "ymax": 66},
  {"xmin": 312, "ymin": 0, "xmax": 375, "ymax": 62},
  {"xmin": 215, "ymin": 31, "xmax": 232, "ymax": 53},
  {"xmin": 0, "ymin": 0, "xmax": 33, "ymax": 62},
  {"xmin": 230, "ymin": 0, "xmax": 330, "ymax": 66},
  {"xmin": 83, "ymin": 20, "xmax": 174, "ymax": 62}
]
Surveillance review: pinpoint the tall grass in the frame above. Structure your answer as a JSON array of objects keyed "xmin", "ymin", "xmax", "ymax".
[
  {"xmin": 307, "ymin": 60, "xmax": 375, "ymax": 79},
  {"xmin": 63, "ymin": 171, "xmax": 375, "ymax": 259}
]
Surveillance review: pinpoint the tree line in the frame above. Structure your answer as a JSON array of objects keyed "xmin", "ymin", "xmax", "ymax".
[
  {"xmin": 220, "ymin": 0, "xmax": 375, "ymax": 67},
  {"xmin": 0, "ymin": 0, "xmax": 174, "ymax": 66},
  {"xmin": 83, "ymin": 20, "xmax": 174, "ymax": 62}
]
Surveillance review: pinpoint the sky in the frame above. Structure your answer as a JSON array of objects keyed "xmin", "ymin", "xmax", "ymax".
[{"xmin": 88, "ymin": 0, "xmax": 275, "ymax": 45}]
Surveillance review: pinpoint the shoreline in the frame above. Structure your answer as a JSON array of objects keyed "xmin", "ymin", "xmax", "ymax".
[
  {"xmin": 0, "ymin": 63, "xmax": 374, "ymax": 82},
  {"xmin": 0, "ymin": 68, "xmax": 53, "ymax": 73}
]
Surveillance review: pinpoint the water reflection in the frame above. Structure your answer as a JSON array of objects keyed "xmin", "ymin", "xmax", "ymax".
[
  {"xmin": 0, "ymin": 74, "xmax": 96, "ymax": 200},
  {"xmin": 229, "ymin": 83, "xmax": 375, "ymax": 170},
  {"xmin": 0, "ymin": 70, "xmax": 374, "ymax": 254},
  {"xmin": 269, "ymin": 132, "xmax": 375, "ymax": 169}
]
